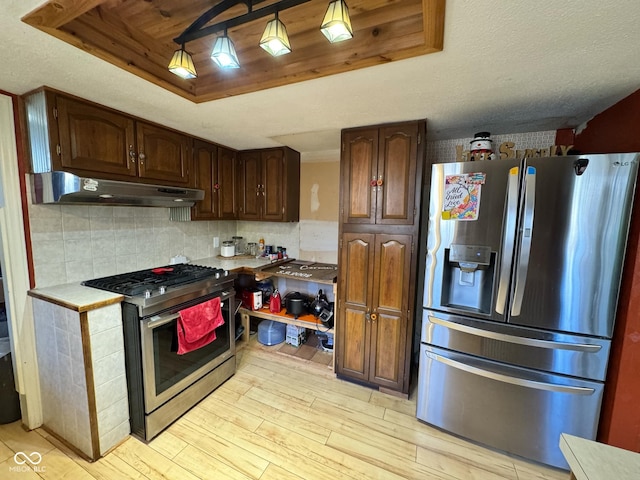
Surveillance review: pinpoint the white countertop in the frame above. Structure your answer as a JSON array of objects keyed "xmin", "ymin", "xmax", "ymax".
[
  {"xmin": 560, "ymin": 433, "xmax": 640, "ymax": 480},
  {"xmin": 28, "ymin": 282, "xmax": 123, "ymax": 312}
]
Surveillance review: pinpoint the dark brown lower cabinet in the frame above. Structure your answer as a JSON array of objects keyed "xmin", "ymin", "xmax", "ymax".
[{"xmin": 336, "ymin": 231, "xmax": 413, "ymax": 394}]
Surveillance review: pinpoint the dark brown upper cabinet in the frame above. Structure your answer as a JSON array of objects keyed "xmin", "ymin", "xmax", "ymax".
[
  {"xmin": 341, "ymin": 123, "xmax": 423, "ymax": 226},
  {"xmin": 192, "ymin": 140, "xmax": 237, "ymax": 220},
  {"xmin": 24, "ymin": 88, "xmax": 192, "ymax": 187},
  {"xmin": 237, "ymin": 147, "xmax": 300, "ymax": 222}
]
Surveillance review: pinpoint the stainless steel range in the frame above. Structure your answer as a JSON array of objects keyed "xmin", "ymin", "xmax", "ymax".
[{"xmin": 83, "ymin": 263, "xmax": 237, "ymax": 441}]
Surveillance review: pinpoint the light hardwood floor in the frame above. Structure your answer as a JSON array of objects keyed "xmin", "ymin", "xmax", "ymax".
[{"xmin": 0, "ymin": 339, "xmax": 569, "ymax": 479}]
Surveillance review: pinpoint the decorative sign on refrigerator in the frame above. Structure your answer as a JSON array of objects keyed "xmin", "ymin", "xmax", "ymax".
[{"xmin": 442, "ymin": 172, "xmax": 486, "ymax": 220}]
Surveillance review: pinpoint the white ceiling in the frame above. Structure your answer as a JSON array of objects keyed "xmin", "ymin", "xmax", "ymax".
[{"xmin": 2, "ymin": 1, "xmax": 640, "ymax": 153}]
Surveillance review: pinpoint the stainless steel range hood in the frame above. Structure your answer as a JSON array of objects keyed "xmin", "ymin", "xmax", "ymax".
[{"xmin": 31, "ymin": 171, "xmax": 204, "ymax": 207}]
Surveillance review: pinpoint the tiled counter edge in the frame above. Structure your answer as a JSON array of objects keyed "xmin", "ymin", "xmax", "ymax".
[{"xmin": 29, "ymin": 284, "xmax": 129, "ymax": 460}]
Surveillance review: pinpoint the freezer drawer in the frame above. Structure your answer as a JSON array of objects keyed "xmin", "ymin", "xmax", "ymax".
[
  {"xmin": 416, "ymin": 344, "xmax": 604, "ymax": 469},
  {"xmin": 422, "ymin": 310, "xmax": 611, "ymax": 381}
]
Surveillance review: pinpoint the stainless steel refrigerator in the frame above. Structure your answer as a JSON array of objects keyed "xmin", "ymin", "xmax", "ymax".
[{"xmin": 416, "ymin": 153, "xmax": 639, "ymax": 469}]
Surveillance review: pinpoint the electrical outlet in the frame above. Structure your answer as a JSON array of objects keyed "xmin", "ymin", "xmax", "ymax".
[{"xmin": 213, "ymin": 237, "xmax": 219, "ymax": 248}]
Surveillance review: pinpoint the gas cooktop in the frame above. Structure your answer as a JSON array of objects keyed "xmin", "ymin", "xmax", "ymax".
[
  {"xmin": 82, "ymin": 264, "xmax": 233, "ymax": 297},
  {"xmin": 83, "ymin": 263, "xmax": 237, "ymax": 316}
]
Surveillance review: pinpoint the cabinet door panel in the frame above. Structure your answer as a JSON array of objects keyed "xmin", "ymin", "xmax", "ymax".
[
  {"xmin": 57, "ymin": 96, "xmax": 136, "ymax": 177},
  {"xmin": 369, "ymin": 234, "xmax": 412, "ymax": 390},
  {"xmin": 372, "ymin": 312, "xmax": 402, "ymax": 386},
  {"xmin": 238, "ymin": 151, "xmax": 261, "ymax": 220},
  {"xmin": 192, "ymin": 141, "xmax": 216, "ymax": 219},
  {"xmin": 262, "ymin": 149, "xmax": 284, "ymax": 221},
  {"xmin": 337, "ymin": 232, "xmax": 375, "ymax": 382},
  {"xmin": 217, "ymin": 147, "xmax": 237, "ymax": 219},
  {"xmin": 377, "ymin": 124, "xmax": 418, "ymax": 225},
  {"xmin": 339, "ymin": 308, "xmax": 369, "ymax": 378},
  {"xmin": 136, "ymin": 122, "xmax": 190, "ymax": 185},
  {"xmin": 341, "ymin": 129, "xmax": 378, "ymax": 224}
]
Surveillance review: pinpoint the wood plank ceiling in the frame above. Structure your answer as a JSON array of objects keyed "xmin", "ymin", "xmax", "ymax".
[{"xmin": 22, "ymin": 0, "xmax": 445, "ymax": 103}]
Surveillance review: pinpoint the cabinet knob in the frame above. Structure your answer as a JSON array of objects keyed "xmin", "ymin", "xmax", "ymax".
[
  {"xmin": 213, "ymin": 183, "xmax": 220, "ymax": 191},
  {"xmin": 139, "ymin": 151, "xmax": 146, "ymax": 162},
  {"xmin": 370, "ymin": 313, "xmax": 378, "ymax": 322},
  {"xmin": 129, "ymin": 146, "xmax": 136, "ymax": 162}
]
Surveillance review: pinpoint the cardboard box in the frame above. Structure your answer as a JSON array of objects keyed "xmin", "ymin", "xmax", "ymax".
[{"xmin": 286, "ymin": 325, "xmax": 306, "ymax": 346}]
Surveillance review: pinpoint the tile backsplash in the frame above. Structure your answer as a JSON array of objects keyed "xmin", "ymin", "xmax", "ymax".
[{"xmin": 28, "ymin": 201, "xmax": 238, "ymax": 287}]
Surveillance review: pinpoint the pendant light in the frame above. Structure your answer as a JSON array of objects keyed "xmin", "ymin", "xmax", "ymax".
[
  {"xmin": 211, "ymin": 30, "xmax": 240, "ymax": 69},
  {"xmin": 168, "ymin": 46, "xmax": 197, "ymax": 79},
  {"xmin": 320, "ymin": 0, "xmax": 353, "ymax": 43},
  {"xmin": 259, "ymin": 11, "xmax": 291, "ymax": 57}
]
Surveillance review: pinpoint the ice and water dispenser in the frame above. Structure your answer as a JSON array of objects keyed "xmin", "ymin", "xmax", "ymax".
[{"xmin": 441, "ymin": 244, "xmax": 495, "ymax": 313}]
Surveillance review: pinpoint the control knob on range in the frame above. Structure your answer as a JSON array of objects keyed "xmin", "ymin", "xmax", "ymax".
[
  {"xmin": 144, "ymin": 290, "xmax": 152, "ymax": 299},
  {"xmin": 215, "ymin": 271, "xmax": 221, "ymax": 279},
  {"xmin": 159, "ymin": 286, "xmax": 166, "ymax": 294}
]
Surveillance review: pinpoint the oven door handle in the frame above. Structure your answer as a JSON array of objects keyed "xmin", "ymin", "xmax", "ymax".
[
  {"xmin": 147, "ymin": 313, "xmax": 180, "ymax": 329},
  {"xmin": 146, "ymin": 300, "xmax": 227, "ymax": 329}
]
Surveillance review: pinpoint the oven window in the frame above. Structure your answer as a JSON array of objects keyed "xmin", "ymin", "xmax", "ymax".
[{"xmin": 152, "ymin": 309, "xmax": 230, "ymax": 396}]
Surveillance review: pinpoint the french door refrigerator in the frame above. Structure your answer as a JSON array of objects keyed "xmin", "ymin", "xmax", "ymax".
[{"xmin": 417, "ymin": 153, "xmax": 639, "ymax": 469}]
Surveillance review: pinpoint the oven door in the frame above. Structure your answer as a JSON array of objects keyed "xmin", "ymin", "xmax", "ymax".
[{"xmin": 140, "ymin": 289, "xmax": 235, "ymax": 413}]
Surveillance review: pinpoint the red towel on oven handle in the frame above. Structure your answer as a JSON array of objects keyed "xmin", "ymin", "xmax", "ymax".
[{"xmin": 177, "ymin": 297, "xmax": 225, "ymax": 355}]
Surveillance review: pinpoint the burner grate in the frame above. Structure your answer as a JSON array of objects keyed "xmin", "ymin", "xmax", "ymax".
[{"xmin": 82, "ymin": 264, "xmax": 226, "ymax": 296}]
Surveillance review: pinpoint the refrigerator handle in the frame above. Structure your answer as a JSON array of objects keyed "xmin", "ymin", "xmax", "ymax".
[
  {"xmin": 495, "ymin": 167, "xmax": 519, "ymax": 315},
  {"xmin": 424, "ymin": 350, "xmax": 595, "ymax": 395},
  {"xmin": 428, "ymin": 316, "xmax": 602, "ymax": 353},
  {"xmin": 511, "ymin": 166, "xmax": 536, "ymax": 316}
]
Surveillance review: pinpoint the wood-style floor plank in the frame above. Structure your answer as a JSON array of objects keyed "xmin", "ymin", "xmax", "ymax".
[
  {"xmin": 0, "ymin": 340, "xmax": 570, "ymax": 480},
  {"xmin": 169, "ymin": 417, "xmax": 269, "ymax": 479},
  {"xmin": 259, "ymin": 463, "xmax": 305, "ymax": 480},
  {"xmin": 0, "ymin": 457, "xmax": 41, "ymax": 479},
  {"xmin": 254, "ymin": 420, "xmax": 411, "ymax": 480},
  {"xmin": 37, "ymin": 431, "xmax": 147, "ymax": 480},
  {"xmin": 0, "ymin": 439, "xmax": 15, "ymax": 464},
  {"xmin": 171, "ymin": 444, "xmax": 254, "ymax": 480},
  {"xmin": 147, "ymin": 430, "xmax": 188, "ymax": 460},
  {"xmin": 111, "ymin": 436, "xmax": 201, "ymax": 480}
]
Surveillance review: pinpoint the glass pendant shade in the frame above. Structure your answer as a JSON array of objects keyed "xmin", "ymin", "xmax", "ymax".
[
  {"xmin": 211, "ymin": 35, "xmax": 240, "ymax": 69},
  {"xmin": 259, "ymin": 16, "xmax": 291, "ymax": 57},
  {"xmin": 320, "ymin": 0, "xmax": 353, "ymax": 43},
  {"xmin": 168, "ymin": 48, "xmax": 197, "ymax": 79}
]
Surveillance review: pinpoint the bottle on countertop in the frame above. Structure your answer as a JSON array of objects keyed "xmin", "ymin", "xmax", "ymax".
[{"xmin": 259, "ymin": 237, "xmax": 265, "ymax": 255}]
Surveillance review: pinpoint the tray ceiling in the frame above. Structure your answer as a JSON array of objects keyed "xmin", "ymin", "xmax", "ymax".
[{"xmin": 22, "ymin": 0, "xmax": 445, "ymax": 103}]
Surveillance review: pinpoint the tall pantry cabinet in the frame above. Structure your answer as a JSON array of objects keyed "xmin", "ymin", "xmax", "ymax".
[{"xmin": 336, "ymin": 120, "xmax": 428, "ymax": 395}]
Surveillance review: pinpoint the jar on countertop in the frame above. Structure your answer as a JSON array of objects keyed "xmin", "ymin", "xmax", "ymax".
[
  {"xmin": 221, "ymin": 241, "xmax": 235, "ymax": 257},
  {"xmin": 232, "ymin": 236, "xmax": 245, "ymax": 255}
]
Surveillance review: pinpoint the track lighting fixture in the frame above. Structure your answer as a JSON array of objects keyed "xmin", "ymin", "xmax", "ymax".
[{"xmin": 168, "ymin": 0, "xmax": 353, "ymax": 77}]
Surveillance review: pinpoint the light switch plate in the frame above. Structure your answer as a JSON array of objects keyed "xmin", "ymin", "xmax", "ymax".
[{"xmin": 213, "ymin": 237, "xmax": 219, "ymax": 248}]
